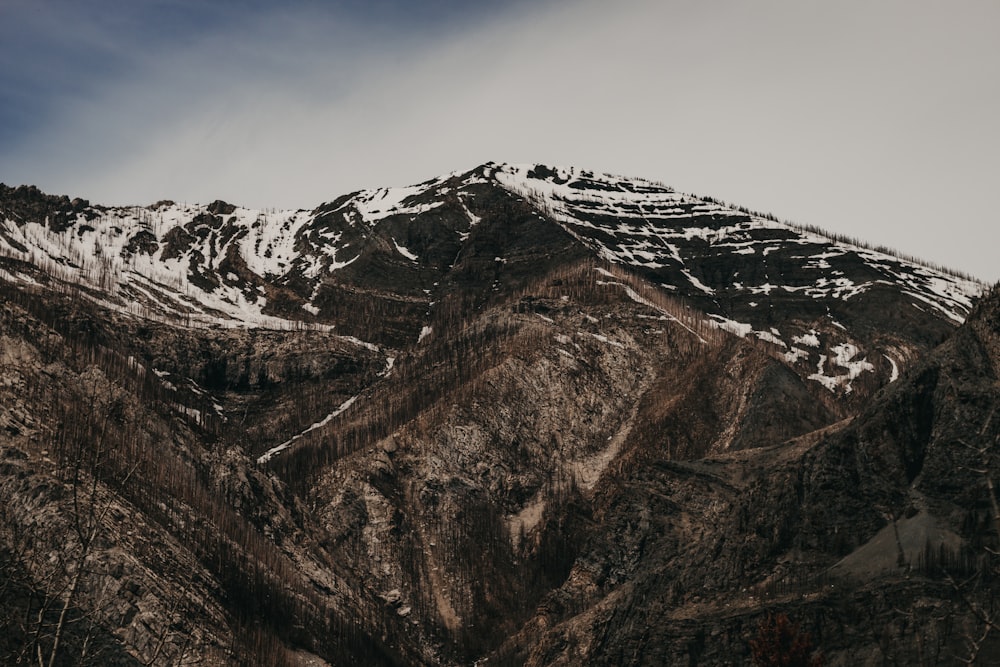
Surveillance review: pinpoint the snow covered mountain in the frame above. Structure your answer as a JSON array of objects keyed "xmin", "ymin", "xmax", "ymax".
[
  {"xmin": 0, "ymin": 163, "xmax": 982, "ymax": 396},
  {"xmin": 0, "ymin": 164, "xmax": 996, "ymax": 666}
]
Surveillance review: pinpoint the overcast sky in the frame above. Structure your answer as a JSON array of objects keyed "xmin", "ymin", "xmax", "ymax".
[{"xmin": 1, "ymin": 0, "xmax": 998, "ymax": 282}]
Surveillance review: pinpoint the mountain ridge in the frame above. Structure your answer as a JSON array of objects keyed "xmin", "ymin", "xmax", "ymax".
[{"xmin": 0, "ymin": 163, "xmax": 984, "ymax": 388}]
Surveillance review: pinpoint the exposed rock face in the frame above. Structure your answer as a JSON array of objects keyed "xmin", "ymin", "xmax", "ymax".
[
  {"xmin": 0, "ymin": 165, "xmax": 996, "ymax": 665},
  {"xmin": 485, "ymin": 286, "xmax": 1000, "ymax": 666}
]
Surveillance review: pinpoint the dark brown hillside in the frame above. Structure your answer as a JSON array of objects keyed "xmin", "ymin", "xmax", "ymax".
[{"xmin": 0, "ymin": 282, "xmax": 416, "ymax": 666}]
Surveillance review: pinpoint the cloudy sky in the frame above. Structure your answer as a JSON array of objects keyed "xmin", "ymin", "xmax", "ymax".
[{"xmin": 1, "ymin": 0, "xmax": 998, "ymax": 281}]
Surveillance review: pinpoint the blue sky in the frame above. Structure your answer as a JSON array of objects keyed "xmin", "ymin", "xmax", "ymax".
[{"xmin": 1, "ymin": 0, "xmax": 998, "ymax": 282}]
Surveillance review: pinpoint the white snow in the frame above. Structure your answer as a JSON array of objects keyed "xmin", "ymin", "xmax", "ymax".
[
  {"xmin": 754, "ymin": 330, "xmax": 786, "ymax": 347},
  {"xmin": 490, "ymin": 163, "xmax": 983, "ymax": 343},
  {"xmin": 832, "ymin": 343, "xmax": 875, "ymax": 392},
  {"xmin": 340, "ymin": 336, "xmax": 380, "ymax": 352},
  {"xmin": 345, "ymin": 185, "xmax": 445, "ymax": 225},
  {"xmin": 807, "ymin": 342, "xmax": 875, "ymax": 393},
  {"xmin": 392, "ymin": 238, "xmax": 419, "ymax": 261},
  {"xmin": 589, "ymin": 332, "xmax": 625, "ymax": 349},
  {"xmin": 0, "ymin": 169, "xmax": 494, "ymax": 333},
  {"xmin": 594, "ymin": 273, "xmax": 709, "ymax": 344},
  {"xmin": 681, "ymin": 269, "xmax": 715, "ymax": 295},
  {"xmin": 793, "ymin": 331, "xmax": 821, "ymax": 347},
  {"xmin": 709, "ymin": 315, "xmax": 753, "ymax": 338},
  {"xmin": 458, "ymin": 194, "xmax": 481, "ymax": 226},
  {"xmin": 329, "ymin": 253, "xmax": 361, "ymax": 271},
  {"xmin": 749, "ymin": 283, "xmax": 777, "ymax": 296},
  {"xmin": 257, "ymin": 395, "xmax": 359, "ymax": 464},
  {"xmin": 808, "ymin": 355, "xmax": 840, "ymax": 392},
  {"xmin": 784, "ymin": 347, "xmax": 809, "ymax": 364},
  {"xmin": 884, "ymin": 354, "xmax": 900, "ymax": 383},
  {"xmin": 1, "ymin": 205, "xmax": 324, "ymax": 330}
]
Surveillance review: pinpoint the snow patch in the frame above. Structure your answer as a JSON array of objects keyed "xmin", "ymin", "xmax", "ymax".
[
  {"xmin": 807, "ymin": 343, "xmax": 875, "ymax": 393},
  {"xmin": 884, "ymin": 354, "xmax": 900, "ymax": 383},
  {"xmin": 754, "ymin": 330, "xmax": 786, "ymax": 347},
  {"xmin": 392, "ymin": 238, "xmax": 418, "ymax": 261},
  {"xmin": 784, "ymin": 347, "xmax": 809, "ymax": 364},
  {"xmin": 681, "ymin": 269, "xmax": 715, "ymax": 295},
  {"xmin": 257, "ymin": 395, "xmax": 359, "ymax": 463},
  {"xmin": 793, "ymin": 331, "xmax": 821, "ymax": 347},
  {"xmin": 589, "ymin": 333, "xmax": 624, "ymax": 349},
  {"xmin": 709, "ymin": 315, "xmax": 752, "ymax": 338}
]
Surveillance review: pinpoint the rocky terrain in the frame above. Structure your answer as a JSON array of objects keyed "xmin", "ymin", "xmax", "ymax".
[{"xmin": 0, "ymin": 163, "xmax": 996, "ymax": 665}]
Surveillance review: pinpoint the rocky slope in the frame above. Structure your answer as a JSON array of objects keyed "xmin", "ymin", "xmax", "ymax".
[
  {"xmin": 488, "ymin": 284, "xmax": 1000, "ymax": 665},
  {"xmin": 0, "ymin": 164, "xmax": 994, "ymax": 665}
]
